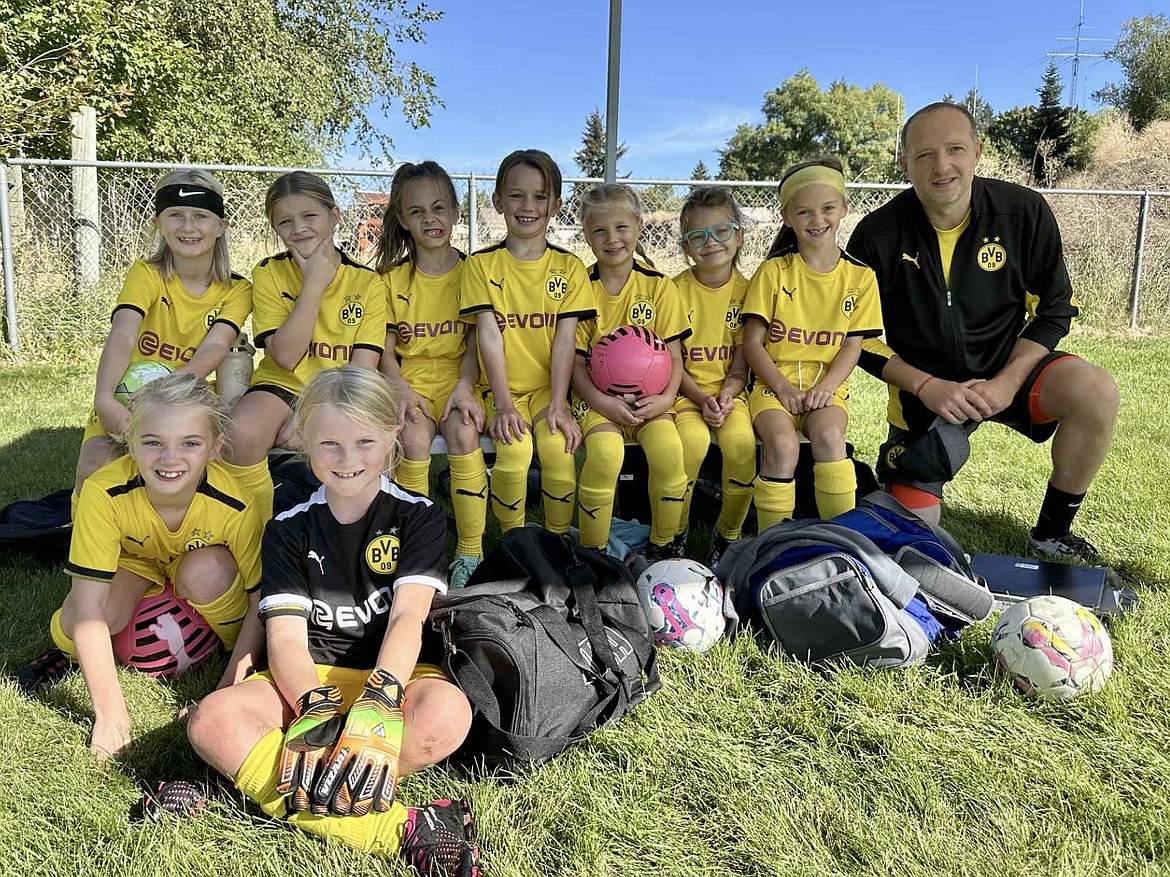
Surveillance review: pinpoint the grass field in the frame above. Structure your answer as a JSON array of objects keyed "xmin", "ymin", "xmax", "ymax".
[{"xmin": 1, "ymin": 332, "xmax": 1168, "ymax": 877}]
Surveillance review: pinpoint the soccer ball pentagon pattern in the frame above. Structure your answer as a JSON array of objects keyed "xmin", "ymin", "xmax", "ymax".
[
  {"xmin": 589, "ymin": 325, "xmax": 672, "ymax": 400},
  {"xmin": 991, "ymin": 595, "xmax": 1114, "ymax": 701},
  {"xmin": 114, "ymin": 360, "xmax": 174, "ymax": 406},
  {"xmin": 636, "ymin": 559, "xmax": 726, "ymax": 653}
]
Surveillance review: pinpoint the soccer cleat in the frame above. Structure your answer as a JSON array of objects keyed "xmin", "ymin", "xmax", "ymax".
[
  {"xmin": 1027, "ymin": 529, "xmax": 1103, "ymax": 566},
  {"xmin": 400, "ymin": 798, "xmax": 480, "ymax": 877},
  {"xmin": 15, "ymin": 647, "xmax": 75, "ymax": 693},
  {"xmin": 706, "ymin": 534, "xmax": 734, "ymax": 572},
  {"xmin": 644, "ymin": 541, "xmax": 674, "ymax": 564},
  {"xmin": 448, "ymin": 554, "xmax": 480, "ymax": 591},
  {"xmin": 667, "ymin": 530, "xmax": 689, "ymax": 560},
  {"xmin": 142, "ymin": 780, "xmax": 208, "ymax": 820}
]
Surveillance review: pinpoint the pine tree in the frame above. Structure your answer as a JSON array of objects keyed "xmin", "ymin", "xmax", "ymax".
[
  {"xmin": 574, "ymin": 107, "xmax": 626, "ymax": 179},
  {"xmin": 691, "ymin": 160, "xmax": 710, "ymax": 180},
  {"xmin": 1030, "ymin": 62, "xmax": 1073, "ymax": 183}
]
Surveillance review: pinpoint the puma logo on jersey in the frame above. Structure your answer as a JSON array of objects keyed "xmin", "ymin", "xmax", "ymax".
[
  {"xmin": 308, "ymin": 550, "xmax": 325, "ymax": 575},
  {"xmin": 901, "ymin": 252, "xmax": 921, "ymax": 269},
  {"xmin": 281, "ymin": 291, "xmax": 296, "ymax": 302},
  {"xmin": 125, "ymin": 535, "xmax": 149, "ymax": 547},
  {"xmin": 488, "ymin": 278, "xmax": 504, "ymax": 291},
  {"xmin": 782, "ymin": 286, "xmax": 795, "ymax": 300},
  {"xmin": 396, "ymin": 294, "xmax": 411, "ymax": 304},
  {"xmin": 160, "ymin": 296, "xmax": 172, "ymax": 309}
]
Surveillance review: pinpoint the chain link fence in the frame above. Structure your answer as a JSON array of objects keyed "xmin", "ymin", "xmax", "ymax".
[{"xmin": 2, "ymin": 159, "xmax": 1168, "ymax": 360}]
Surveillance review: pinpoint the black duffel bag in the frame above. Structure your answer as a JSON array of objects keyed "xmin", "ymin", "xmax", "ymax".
[{"xmin": 427, "ymin": 527, "xmax": 660, "ymax": 773}]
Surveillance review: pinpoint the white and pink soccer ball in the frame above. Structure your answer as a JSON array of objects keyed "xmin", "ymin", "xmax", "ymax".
[
  {"xmin": 636, "ymin": 559, "xmax": 726, "ymax": 653},
  {"xmin": 991, "ymin": 594, "xmax": 1114, "ymax": 701},
  {"xmin": 589, "ymin": 325, "xmax": 672, "ymax": 400}
]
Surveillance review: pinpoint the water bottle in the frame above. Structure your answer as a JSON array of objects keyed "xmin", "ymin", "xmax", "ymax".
[{"xmin": 217, "ymin": 332, "xmax": 255, "ymax": 406}]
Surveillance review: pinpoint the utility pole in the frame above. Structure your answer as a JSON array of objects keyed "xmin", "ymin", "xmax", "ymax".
[{"xmin": 1048, "ymin": 0, "xmax": 1107, "ymax": 108}]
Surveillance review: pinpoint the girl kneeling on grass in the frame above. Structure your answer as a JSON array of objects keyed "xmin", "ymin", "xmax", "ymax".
[
  {"xmin": 187, "ymin": 366, "xmax": 479, "ymax": 877},
  {"xmin": 376, "ymin": 161, "xmax": 487, "ymax": 589},
  {"xmin": 742, "ymin": 157, "xmax": 883, "ymax": 528},
  {"xmin": 74, "ymin": 170, "xmax": 251, "ymax": 501},
  {"xmin": 571, "ymin": 184, "xmax": 690, "ymax": 561},
  {"xmin": 21, "ymin": 374, "xmax": 264, "ymax": 760}
]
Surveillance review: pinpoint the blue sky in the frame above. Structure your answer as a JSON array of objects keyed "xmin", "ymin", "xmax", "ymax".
[{"xmin": 366, "ymin": 1, "xmax": 1155, "ymax": 180}]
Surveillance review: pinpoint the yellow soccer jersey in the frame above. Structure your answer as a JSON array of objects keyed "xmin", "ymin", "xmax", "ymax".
[
  {"xmin": 743, "ymin": 250, "xmax": 883, "ymax": 370},
  {"xmin": 459, "ymin": 242, "xmax": 595, "ymax": 397},
  {"xmin": 251, "ymin": 250, "xmax": 387, "ymax": 394},
  {"xmin": 577, "ymin": 261, "xmax": 691, "ymax": 354},
  {"xmin": 673, "ymin": 267, "xmax": 748, "ymax": 396},
  {"xmin": 66, "ymin": 456, "xmax": 263, "ymax": 590},
  {"xmin": 385, "ymin": 255, "xmax": 469, "ymax": 384},
  {"xmin": 113, "ymin": 260, "xmax": 252, "ymax": 369}
]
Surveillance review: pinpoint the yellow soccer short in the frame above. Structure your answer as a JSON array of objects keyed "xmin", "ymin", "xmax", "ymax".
[
  {"xmin": 251, "ymin": 662, "xmax": 450, "ymax": 706},
  {"xmin": 482, "ymin": 386, "xmax": 557, "ymax": 428},
  {"xmin": 749, "ymin": 377, "xmax": 849, "ymax": 431}
]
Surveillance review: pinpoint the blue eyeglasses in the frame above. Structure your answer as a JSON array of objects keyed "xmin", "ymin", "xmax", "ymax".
[{"xmin": 681, "ymin": 221, "xmax": 740, "ymax": 249}]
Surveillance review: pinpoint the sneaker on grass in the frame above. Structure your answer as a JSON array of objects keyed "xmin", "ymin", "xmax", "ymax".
[
  {"xmin": 400, "ymin": 798, "xmax": 480, "ymax": 877},
  {"xmin": 448, "ymin": 554, "xmax": 480, "ymax": 590},
  {"xmin": 15, "ymin": 647, "xmax": 75, "ymax": 693},
  {"xmin": 1027, "ymin": 529, "xmax": 1103, "ymax": 566}
]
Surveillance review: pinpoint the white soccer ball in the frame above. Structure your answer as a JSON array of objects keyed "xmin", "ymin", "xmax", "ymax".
[
  {"xmin": 636, "ymin": 559, "xmax": 726, "ymax": 653},
  {"xmin": 991, "ymin": 594, "xmax": 1114, "ymax": 701}
]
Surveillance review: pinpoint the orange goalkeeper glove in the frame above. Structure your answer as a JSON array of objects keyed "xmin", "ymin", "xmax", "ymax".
[{"xmin": 276, "ymin": 685, "xmax": 345, "ymax": 814}]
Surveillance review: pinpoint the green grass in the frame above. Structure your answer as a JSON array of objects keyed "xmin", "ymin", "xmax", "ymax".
[{"xmin": 2, "ymin": 333, "xmax": 1169, "ymax": 877}]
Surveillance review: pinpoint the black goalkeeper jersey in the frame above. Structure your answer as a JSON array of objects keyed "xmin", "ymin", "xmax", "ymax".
[{"xmin": 258, "ymin": 476, "xmax": 447, "ymax": 669}]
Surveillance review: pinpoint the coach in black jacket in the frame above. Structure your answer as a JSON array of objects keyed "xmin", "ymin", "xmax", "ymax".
[{"xmin": 848, "ymin": 101, "xmax": 1118, "ymax": 564}]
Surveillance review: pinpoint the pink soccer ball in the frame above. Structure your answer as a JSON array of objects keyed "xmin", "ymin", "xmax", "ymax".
[
  {"xmin": 589, "ymin": 325, "xmax": 672, "ymax": 400},
  {"xmin": 111, "ymin": 583, "xmax": 220, "ymax": 677}
]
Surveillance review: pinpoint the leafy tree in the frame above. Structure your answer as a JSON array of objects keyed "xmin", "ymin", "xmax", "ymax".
[
  {"xmin": 0, "ymin": 0, "xmax": 442, "ymax": 163},
  {"xmin": 574, "ymin": 107, "xmax": 626, "ymax": 179},
  {"xmin": 1095, "ymin": 14, "xmax": 1170, "ymax": 130},
  {"xmin": 690, "ymin": 160, "xmax": 710, "ymax": 181},
  {"xmin": 717, "ymin": 69, "xmax": 901, "ymax": 182}
]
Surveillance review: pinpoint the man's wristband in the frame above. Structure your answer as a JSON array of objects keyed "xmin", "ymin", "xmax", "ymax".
[{"xmin": 914, "ymin": 375, "xmax": 935, "ymax": 397}]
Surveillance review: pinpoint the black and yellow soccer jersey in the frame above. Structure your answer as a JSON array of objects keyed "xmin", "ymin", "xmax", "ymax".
[
  {"xmin": 257, "ymin": 477, "xmax": 447, "ymax": 669},
  {"xmin": 743, "ymin": 250, "xmax": 883, "ymax": 370},
  {"xmin": 459, "ymin": 242, "xmax": 595, "ymax": 397},
  {"xmin": 66, "ymin": 456, "xmax": 263, "ymax": 590},
  {"xmin": 577, "ymin": 261, "xmax": 691, "ymax": 355},
  {"xmin": 250, "ymin": 250, "xmax": 387, "ymax": 394},
  {"xmin": 113, "ymin": 260, "xmax": 252, "ymax": 370},
  {"xmin": 673, "ymin": 268, "xmax": 748, "ymax": 396},
  {"xmin": 384, "ymin": 256, "xmax": 469, "ymax": 384}
]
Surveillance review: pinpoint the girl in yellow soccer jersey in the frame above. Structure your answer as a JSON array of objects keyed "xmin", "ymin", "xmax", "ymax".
[
  {"xmin": 188, "ymin": 367, "xmax": 478, "ymax": 877},
  {"xmin": 673, "ymin": 187, "xmax": 756, "ymax": 568},
  {"xmin": 25, "ymin": 375, "xmax": 263, "ymax": 759},
  {"xmin": 222, "ymin": 172, "xmax": 387, "ymax": 522},
  {"xmin": 376, "ymin": 161, "xmax": 487, "ymax": 589},
  {"xmin": 459, "ymin": 149, "xmax": 595, "ymax": 535},
  {"xmin": 743, "ymin": 157, "xmax": 883, "ymax": 528},
  {"xmin": 74, "ymin": 170, "xmax": 251, "ymax": 498},
  {"xmin": 571, "ymin": 184, "xmax": 690, "ymax": 562}
]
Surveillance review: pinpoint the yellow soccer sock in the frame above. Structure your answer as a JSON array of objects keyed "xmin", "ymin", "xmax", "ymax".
[
  {"xmin": 755, "ymin": 476, "xmax": 796, "ymax": 532},
  {"xmin": 576, "ymin": 430, "xmax": 624, "ymax": 549},
  {"xmin": 534, "ymin": 420, "xmax": 577, "ymax": 534},
  {"xmin": 639, "ymin": 419, "xmax": 687, "ymax": 547},
  {"xmin": 490, "ymin": 432, "xmax": 533, "ymax": 532},
  {"xmin": 49, "ymin": 608, "xmax": 78, "ymax": 661},
  {"xmin": 674, "ymin": 410, "xmax": 711, "ymax": 538},
  {"xmin": 814, "ymin": 458, "xmax": 857, "ymax": 520},
  {"xmin": 222, "ymin": 459, "xmax": 275, "ymax": 523},
  {"xmin": 235, "ymin": 728, "xmax": 408, "ymax": 860},
  {"xmin": 447, "ymin": 449, "xmax": 488, "ymax": 558},
  {"xmin": 714, "ymin": 412, "xmax": 757, "ymax": 540},
  {"xmin": 185, "ymin": 577, "xmax": 250, "ymax": 649},
  {"xmin": 395, "ymin": 457, "xmax": 431, "ymax": 497}
]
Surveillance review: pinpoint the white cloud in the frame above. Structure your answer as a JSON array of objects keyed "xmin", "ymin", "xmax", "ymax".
[{"xmin": 623, "ymin": 103, "xmax": 757, "ymax": 159}]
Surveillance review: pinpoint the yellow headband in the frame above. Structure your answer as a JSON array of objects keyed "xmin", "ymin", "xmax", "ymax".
[{"xmin": 779, "ymin": 166, "xmax": 847, "ymax": 208}]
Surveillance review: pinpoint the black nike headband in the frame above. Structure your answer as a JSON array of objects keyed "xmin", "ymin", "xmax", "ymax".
[{"xmin": 154, "ymin": 184, "xmax": 225, "ymax": 218}]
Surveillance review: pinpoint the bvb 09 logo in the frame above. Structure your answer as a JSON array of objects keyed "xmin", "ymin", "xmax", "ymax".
[
  {"xmin": 339, "ymin": 295, "xmax": 364, "ymax": 326},
  {"xmin": 203, "ymin": 307, "xmax": 221, "ymax": 330},
  {"xmin": 977, "ymin": 242, "xmax": 1007, "ymax": 272},
  {"xmin": 841, "ymin": 293, "xmax": 857, "ymax": 318},
  {"xmin": 365, "ymin": 534, "xmax": 400, "ymax": 574},
  {"xmin": 725, "ymin": 303, "xmax": 743, "ymax": 330},
  {"xmin": 546, "ymin": 269, "xmax": 568, "ymax": 301},
  {"xmin": 629, "ymin": 299, "xmax": 654, "ymax": 326}
]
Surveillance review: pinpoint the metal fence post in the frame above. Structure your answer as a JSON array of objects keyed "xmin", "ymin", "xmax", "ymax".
[
  {"xmin": 0, "ymin": 162, "xmax": 18, "ymax": 355},
  {"xmin": 468, "ymin": 173, "xmax": 478, "ymax": 253},
  {"xmin": 1130, "ymin": 191, "xmax": 1150, "ymax": 330}
]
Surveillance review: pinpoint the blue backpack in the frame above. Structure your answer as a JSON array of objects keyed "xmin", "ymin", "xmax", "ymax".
[{"xmin": 715, "ymin": 493, "xmax": 993, "ymax": 670}]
